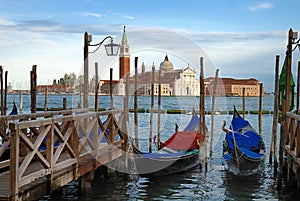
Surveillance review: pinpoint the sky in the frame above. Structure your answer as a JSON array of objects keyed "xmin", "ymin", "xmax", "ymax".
[{"xmin": 0, "ymin": 0, "xmax": 300, "ymax": 92}]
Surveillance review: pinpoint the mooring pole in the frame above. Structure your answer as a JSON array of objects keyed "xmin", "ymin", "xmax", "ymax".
[
  {"xmin": 0, "ymin": 66, "xmax": 3, "ymax": 115},
  {"xmin": 19, "ymin": 91, "xmax": 23, "ymax": 113},
  {"xmin": 95, "ymin": 63, "xmax": 99, "ymax": 112},
  {"xmin": 157, "ymin": 70, "xmax": 162, "ymax": 150},
  {"xmin": 63, "ymin": 98, "xmax": 67, "ymax": 110},
  {"xmin": 258, "ymin": 83, "xmax": 263, "ymax": 135},
  {"xmin": 278, "ymin": 29, "xmax": 293, "ymax": 189},
  {"xmin": 134, "ymin": 57, "xmax": 139, "ymax": 149},
  {"xmin": 242, "ymin": 87, "xmax": 246, "ymax": 118},
  {"xmin": 30, "ymin": 65, "xmax": 37, "ymax": 114},
  {"xmin": 4, "ymin": 71, "xmax": 7, "ymax": 116},
  {"xmin": 44, "ymin": 86, "xmax": 48, "ymax": 112},
  {"xmin": 297, "ymin": 61, "xmax": 300, "ymax": 114},
  {"xmin": 270, "ymin": 55, "xmax": 280, "ymax": 175},
  {"xmin": 110, "ymin": 68, "xmax": 113, "ymax": 109},
  {"xmin": 199, "ymin": 57, "xmax": 205, "ymax": 170},
  {"xmin": 210, "ymin": 69, "xmax": 219, "ymax": 157},
  {"xmin": 149, "ymin": 64, "xmax": 155, "ymax": 153}
]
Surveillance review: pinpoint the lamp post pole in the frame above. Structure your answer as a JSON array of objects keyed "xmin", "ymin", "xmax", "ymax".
[
  {"xmin": 83, "ymin": 32, "xmax": 89, "ymax": 109},
  {"xmin": 83, "ymin": 32, "xmax": 119, "ymax": 109}
]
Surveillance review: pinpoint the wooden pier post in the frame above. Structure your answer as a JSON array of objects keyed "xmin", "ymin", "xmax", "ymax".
[
  {"xmin": 44, "ymin": 86, "xmax": 48, "ymax": 112},
  {"xmin": 31, "ymin": 65, "xmax": 37, "ymax": 114},
  {"xmin": 157, "ymin": 70, "xmax": 162, "ymax": 150},
  {"xmin": 297, "ymin": 61, "xmax": 300, "ymax": 114},
  {"xmin": 199, "ymin": 57, "xmax": 207, "ymax": 170},
  {"xmin": 134, "ymin": 57, "xmax": 139, "ymax": 148},
  {"xmin": 278, "ymin": 29, "xmax": 293, "ymax": 187},
  {"xmin": 242, "ymin": 87, "xmax": 246, "ymax": 118},
  {"xmin": 149, "ymin": 64, "xmax": 155, "ymax": 153},
  {"xmin": 285, "ymin": 29, "xmax": 293, "ymax": 114},
  {"xmin": 269, "ymin": 55, "xmax": 280, "ymax": 175},
  {"xmin": 210, "ymin": 69, "xmax": 219, "ymax": 157},
  {"xmin": 63, "ymin": 98, "xmax": 67, "ymax": 110},
  {"xmin": 4, "ymin": 71, "xmax": 7, "ymax": 116},
  {"xmin": 0, "ymin": 66, "xmax": 3, "ymax": 115},
  {"xmin": 9, "ymin": 123, "xmax": 19, "ymax": 201},
  {"xmin": 110, "ymin": 68, "xmax": 113, "ymax": 109},
  {"xmin": 124, "ymin": 74, "xmax": 129, "ymax": 151},
  {"xmin": 95, "ymin": 63, "xmax": 99, "ymax": 112},
  {"xmin": 19, "ymin": 90, "xmax": 23, "ymax": 113},
  {"xmin": 258, "ymin": 83, "xmax": 263, "ymax": 135}
]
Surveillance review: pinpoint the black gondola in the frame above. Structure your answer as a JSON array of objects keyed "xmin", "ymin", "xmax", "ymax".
[{"xmin": 222, "ymin": 106, "xmax": 265, "ymax": 176}]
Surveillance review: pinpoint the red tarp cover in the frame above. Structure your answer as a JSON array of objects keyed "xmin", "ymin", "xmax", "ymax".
[{"xmin": 160, "ymin": 131, "xmax": 203, "ymax": 151}]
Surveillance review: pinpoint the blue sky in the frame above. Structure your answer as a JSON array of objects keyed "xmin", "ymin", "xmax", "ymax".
[{"xmin": 0, "ymin": 0, "xmax": 300, "ymax": 92}]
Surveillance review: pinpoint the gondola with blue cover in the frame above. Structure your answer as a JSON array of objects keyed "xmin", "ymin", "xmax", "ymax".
[{"xmin": 222, "ymin": 106, "xmax": 265, "ymax": 176}]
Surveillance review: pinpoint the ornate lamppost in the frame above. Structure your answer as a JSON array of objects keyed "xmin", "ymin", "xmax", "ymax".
[{"xmin": 83, "ymin": 32, "xmax": 119, "ymax": 108}]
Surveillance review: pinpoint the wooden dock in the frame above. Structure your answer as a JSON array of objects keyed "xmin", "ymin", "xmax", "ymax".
[
  {"xmin": 0, "ymin": 109, "xmax": 127, "ymax": 201},
  {"xmin": 282, "ymin": 112, "xmax": 300, "ymax": 188}
]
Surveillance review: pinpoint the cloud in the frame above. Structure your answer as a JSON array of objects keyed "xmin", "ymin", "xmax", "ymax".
[
  {"xmin": 248, "ymin": 2, "xmax": 273, "ymax": 11},
  {"xmin": 0, "ymin": 19, "xmax": 16, "ymax": 26},
  {"xmin": 79, "ymin": 12, "xmax": 105, "ymax": 18},
  {"xmin": 123, "ymin": 15, "xmax": 134, "ymax": 20}
]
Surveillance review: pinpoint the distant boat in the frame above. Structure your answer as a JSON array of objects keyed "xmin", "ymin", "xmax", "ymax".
[
  {"xmin": 133, "ymin": 110, "xmax": 204, "ymax": 177},
  {"xmin": 222, "ymin": 106, "xmax": 265, "ymax": 176},
  {"xmin": 9, "ymin": 101, "xmax": 18, "ymax": 115}
]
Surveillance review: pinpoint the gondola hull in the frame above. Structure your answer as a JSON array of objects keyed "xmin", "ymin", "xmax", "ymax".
[
  {"xmin": 223, "ymin": 147, "xmax": 265, "ymax": 176},
  {"xmin": 133, "ymin": 150, "xmax": 199, "ymax": 177}
]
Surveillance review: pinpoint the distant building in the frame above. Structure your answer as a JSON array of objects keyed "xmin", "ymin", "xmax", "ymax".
[
  {"xmin": 123, "ymin": 55, "xmax": 200, "ymax": 96},
  {"xmin": 204, "ymin": 77, "xmax": 263, "ymax": 97},
  {"xmin": 36, "ymin": 84, "xmax": 75, "ymax": 94}
]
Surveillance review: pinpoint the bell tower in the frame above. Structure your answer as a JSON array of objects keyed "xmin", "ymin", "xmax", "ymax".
[{"xmin": 119, "ymin": 26, "xmax": 130, "ymax": 80}]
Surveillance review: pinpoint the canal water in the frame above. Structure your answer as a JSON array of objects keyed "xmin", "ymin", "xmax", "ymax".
[{"xmin": 5, "ymin": 94, "xmax": 300, "ymax": 200}]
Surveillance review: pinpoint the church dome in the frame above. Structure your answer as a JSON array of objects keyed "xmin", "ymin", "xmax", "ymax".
[{"xmin": 160, "ymin": 54, "xmax": 174, "ymax": 71}]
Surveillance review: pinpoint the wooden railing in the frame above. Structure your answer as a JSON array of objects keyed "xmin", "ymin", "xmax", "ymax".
[
  {"xmin": 0, "ymin": 109, "xmax": 89, "ymax": 171},
  {"xmin": 285, "ymin": 112, "xmax": 300, "ymax": 161},
  {"xmin": 0, "ymin": 109, "xmax": 126, "ymax": 200}
]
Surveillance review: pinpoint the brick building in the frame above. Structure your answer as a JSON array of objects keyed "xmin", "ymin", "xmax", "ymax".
[{"xmin": 204, "ymin": 77, "xmax": 263, "ymax": 97}]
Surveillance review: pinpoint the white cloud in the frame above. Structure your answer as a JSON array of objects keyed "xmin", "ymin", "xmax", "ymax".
[
  {"xmin": 0, "ymin": 19, "xmax": 16, "ymax": 26},
  {"xmin": 80, "ymin": 12, "xmax": 105, "ymax": 18},
  {"xmin": 248, "ymin": 2, "xmax": 273, "ymax": 11},
  {"xmin": 123, "ymin": 15, "xmax": 134, "ymax": 20}
]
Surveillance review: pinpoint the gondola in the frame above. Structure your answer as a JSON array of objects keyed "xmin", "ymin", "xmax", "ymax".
[
  {"xmin": 222, "ymin": 106, "xmax": 265, "ymax": 176},
  {"xmin": 133, "ymin": 110, "xmax": 204, "ymax": 177}
]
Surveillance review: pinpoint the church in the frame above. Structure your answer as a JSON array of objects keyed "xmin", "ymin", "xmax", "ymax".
[{"xmin": 100, "ymin": 26, "xmax": 201, "ymax": 96}]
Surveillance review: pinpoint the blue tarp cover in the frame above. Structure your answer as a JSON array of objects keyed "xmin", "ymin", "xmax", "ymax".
[{"xmin": 225, "ymin": 130, "xmax": 261, "ymax": 151}]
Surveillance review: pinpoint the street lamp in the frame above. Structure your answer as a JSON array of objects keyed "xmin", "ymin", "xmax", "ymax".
[{"xmin": 83, "ymin": 32, "xmax": 119, "ymax": 108}]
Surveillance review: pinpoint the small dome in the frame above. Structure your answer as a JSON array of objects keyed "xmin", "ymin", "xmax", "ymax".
[{"xmin": 160, "ymin": 54, "xmax": 174, "ymax": 71}]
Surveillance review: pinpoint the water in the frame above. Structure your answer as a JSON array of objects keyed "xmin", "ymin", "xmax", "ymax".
[{"xmin": 4, "ymin": 94, "xmax": 300, "ymax": 200}]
